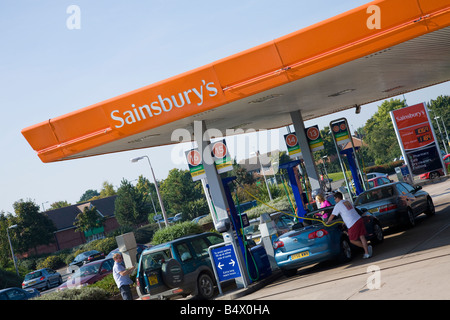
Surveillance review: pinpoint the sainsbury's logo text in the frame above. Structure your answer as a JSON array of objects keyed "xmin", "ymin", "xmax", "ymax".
[{"xmin": 110, "ymin": 80, "xmax": 218, "ymax": 129}]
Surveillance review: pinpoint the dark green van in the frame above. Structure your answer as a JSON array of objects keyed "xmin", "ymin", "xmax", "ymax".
[{"xmin": 136, "ymin": 232, "xmax": 223, "ymax": 300}]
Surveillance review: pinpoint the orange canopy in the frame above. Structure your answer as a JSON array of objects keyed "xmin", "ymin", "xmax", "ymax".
[{"xmin": 22, "ymin": 0, "xmax": 450, "ymax": 163}]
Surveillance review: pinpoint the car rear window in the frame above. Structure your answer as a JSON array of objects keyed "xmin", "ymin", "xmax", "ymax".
[
  {"xmin": 142, "ymin": 249, "xmax": 172, "ymax": 270},
  {"xmin": 356, "ymin": 186, "xmax": 394, "ymax": 205},
  {"xmin": 25, "ymin": 271, "xmax": 42, "ymax": 280}
]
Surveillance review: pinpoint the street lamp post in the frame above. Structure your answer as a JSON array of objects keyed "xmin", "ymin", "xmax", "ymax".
[
  {"xmin": 7, "ymin": 224, "xmax": 19, "ymax": 277},
  {"xmin": 130, "ymin": 156, "xmax": 169, "ymax": 227},
  {"xmin": 251, "ymin": 151, "xmax": 273, "ymax": 201}
]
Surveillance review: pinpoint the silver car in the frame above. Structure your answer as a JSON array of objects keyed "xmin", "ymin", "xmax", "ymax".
[
  {"xmin": 355, "ymin": 182, "xmax": 434, "ymax": 228},
  {"xmin": 22, "ymin": 268, "xmax": 62, "ymax": 291}
]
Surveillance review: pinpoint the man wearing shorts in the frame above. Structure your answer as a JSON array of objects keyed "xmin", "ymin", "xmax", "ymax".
[{"xmin": 326, "ymin": 192, "xmax": 373, "ymax": 259}]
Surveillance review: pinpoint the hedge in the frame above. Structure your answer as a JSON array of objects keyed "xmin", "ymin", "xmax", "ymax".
[
  {"xmin": 33, "ymin": 286, "xmax": 110, "ymax": 300},
  {"xmin": 0, "ymin": 268, "xmax": 22, "ymax": 289},
  {"xmin": 151, "ymin": 221, "xmax": 203, "ymax": 245}
]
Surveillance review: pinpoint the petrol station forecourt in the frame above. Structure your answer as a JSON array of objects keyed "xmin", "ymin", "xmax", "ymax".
[{"xmin": 21, "ymin": 0, "xmax": 450, "ymax": 298}]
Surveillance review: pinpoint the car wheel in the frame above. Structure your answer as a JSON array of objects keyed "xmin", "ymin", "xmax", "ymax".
[
  {"xmin": 405, "ymin": 208, "xmax": 415, "ymax": 228},
  {"xmin": 196, "ymin": 273, "xmax": 215, "ymax": 300},
  {"xmin": 371, "ymin": 223, "xmax": 384, "ymax": 244},
  {"xmin": 425, "ymin": 197, "xmax": 435, "ymax": 217},
  {"xmin": 338, "ymin": 237, "xmax": 352, "ymax": 263},
  {"xmin": 429, "ymin": 171, "xmax": 439, "ymax": 179}
]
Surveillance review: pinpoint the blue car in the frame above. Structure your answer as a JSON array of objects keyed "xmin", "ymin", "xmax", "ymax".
[
  {"xmin": 0, "ymin": 287, "xmax": 40, "ymax": 300},
  {"xmin": 273, "ymin": 208, "xmax": 383, "ymax": 277}
]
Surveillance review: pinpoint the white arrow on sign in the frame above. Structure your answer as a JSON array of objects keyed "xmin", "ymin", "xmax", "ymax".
[
  {"xmin": 229, "ymin": 259, "xmax": 235, "ymax": 267},
  {"xmin": 218, "ymin": 262, "xmax": 224, "ymax": 270}
]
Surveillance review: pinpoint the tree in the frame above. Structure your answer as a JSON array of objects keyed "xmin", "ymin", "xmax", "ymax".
[
  {"xmin": 364, "ymin": 99, "xmax": 405, "ymax": 164},
  {"xmin": 79, "ymin": 189, "xmax": 100, "ymax": 203},
  {"xmin": 135, "ymin": 175, "xmax": 160, "ymax": 213},
  {"xmin": 427, "ymin": 95, "xmax": 450, "ymax": 152},
  {"xmin": 160, "ymin": 169, "xmax": 203, "ymax": 214},
  {"xmin": 12, "ymin": 199, "xmax": 56, "ymax": 254},
  {"xmin": 74, "ymin": 206, "xmax": 105, "ymax": 233},
  {"xmin": 49, "ymin": 200, "xmax": 71, "ymax": 210},
  {"xmin": 0, "ymin": 211, "xmax": 15, "ymax": 267},
  {"xmin": 114, "ymin": 179, "xmax": 151, "ymax": 227}
]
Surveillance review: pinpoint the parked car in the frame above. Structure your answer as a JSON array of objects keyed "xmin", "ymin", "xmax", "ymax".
[
  {"xmin": 0, "ymin": 287, "xmax": 40, "ymax": 300},
  {"xmin": 367, "ymin": 176, "xmax": 392, "ymax": 189},
  {"xmin": 366, "ymin": 172, "xmax": 389, "ymax": 180},
  {"xmin": 58, "ymin": 258, "xmax": 114, "ymax": 291},
  {"xmin": 191, "ymin": 214, "xmax": 208, "ymax": 223},
  {"xmin": 244, "ymin": 212, "xmax": 296, "ymax": 245},
  {"xmin": 172, "ymin": 213, "xmax": 183, "ymax": 222},
  {"xmin": 68, "ymin": 250, "xmax": 105, "ymax": 273},
  {"xmin": 419, "ymin": 154, "xmax": 450, "ymax": 180},
  {"xmin": 22, "ymin": 268, "xmax": 62, "ymax": 291},
  {"xmin": 136, "ymin": 232, "xmax": 224, "ymax": 300},
  {"xmin": 106, "ymin": 244, "xmax": 149, "ymax": 261},
  {"xmin": 354, "ymin": 182, "xmax": 434, "ymax": 228},
  {"xmin": 273, "ymin": 207, "xmax": 383, "ymax": 277}
]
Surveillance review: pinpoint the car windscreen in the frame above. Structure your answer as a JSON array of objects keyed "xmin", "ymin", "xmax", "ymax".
[{"xmin": 355, "ymin": 186, "xmax": 394, "ymax": 205}]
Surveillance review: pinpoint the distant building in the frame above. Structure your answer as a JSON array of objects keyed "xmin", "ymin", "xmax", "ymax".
[{"xmin": 32, "ymin": 196, "xmax": 120, "ymax": 255}]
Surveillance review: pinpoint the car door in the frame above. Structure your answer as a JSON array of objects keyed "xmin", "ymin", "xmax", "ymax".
[
  {"xmin": 174, "ymin": 241, "xmax": 197, "ymax": 286},
  {"xmin": 396, "ymin": 183, "xmax": 419, "ymax": 214},
  {"xmin": 402, "ymin": 182, "xmax": 428, "ymax": 214},
  {"xmin": 45, "ymin": 269, "xmax": 58, "ymax": 285}
]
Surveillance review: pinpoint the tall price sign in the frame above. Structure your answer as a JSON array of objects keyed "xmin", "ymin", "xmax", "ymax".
[{"xmin": 391, "ymin": 102, "xmax": 445, "ymax": 176}]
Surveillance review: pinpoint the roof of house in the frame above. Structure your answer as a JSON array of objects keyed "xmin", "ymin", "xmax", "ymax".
[{"xmin": 44, "ymin": 195, "xmax": 117, "ymax": 231}]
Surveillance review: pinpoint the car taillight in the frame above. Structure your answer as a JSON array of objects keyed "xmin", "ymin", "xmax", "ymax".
[
  {"xmin": 379, "ymin": 204, "xmax": 397, "ymax": 212},
  {"xmin": 273, "ymin": 240, "xmax": 284, "ymax": 249},
  {"xmin": 308, "ymin": 229, "xmax": 328, "ymax": 239},
  {"xmin": 40, "ymin": 276, "xmax": 45, "ymax": 281}
]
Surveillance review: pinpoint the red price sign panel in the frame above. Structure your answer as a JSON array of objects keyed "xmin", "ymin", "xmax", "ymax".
[
  {"xmin": 305, "ymin": 125, "xmax": 324, "ymax": 152},
  {"xmin": 211, "ymin": 140, "xmax": 233, "ymax": 174},
  {"xmin": 392, "ymin": 103, "xmax": 435, "ymax": 151},
  {"xmin": 284, "ymin": 133, "xmax": 302, "ymax": 158},
  {"xmin": 185, "ymin": 149, "xmax": 205, "ymax": 181},
  {"xmin": 391, "ymin": 102, "xmax": 443, "ymax": 176}
]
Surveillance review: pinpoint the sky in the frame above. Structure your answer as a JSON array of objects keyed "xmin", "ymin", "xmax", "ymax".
[{"xmin": 1, "ymin": 1, "xmax": 448, "ymax": 214}]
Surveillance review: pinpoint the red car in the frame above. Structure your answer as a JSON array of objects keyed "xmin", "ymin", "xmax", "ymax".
[
  {"xmin": 420, "ymin": 154, "xmax": 450, "ymax": 180},
  {"xmin": 58, "ymin": 258, "xmax": 113, "ymax": 291},
  {"xmin": 367, "ymin": 176, "xmax": 392, "ymax": 189}
]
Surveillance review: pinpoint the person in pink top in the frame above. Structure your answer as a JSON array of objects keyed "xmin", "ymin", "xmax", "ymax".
[{"xmin": 315, "ymin": 194, "xmax": 332, "ymax": 220}]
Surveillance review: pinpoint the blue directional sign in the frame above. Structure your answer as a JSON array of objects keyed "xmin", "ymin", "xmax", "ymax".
[{"xmin": 210, "ymin": 243, "xmax": 241, "ymax": 282}]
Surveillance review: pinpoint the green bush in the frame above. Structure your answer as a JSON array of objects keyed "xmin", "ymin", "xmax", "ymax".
[
  {"xmin": 90, "ymin": 237, "xmax": 117, "ymax": 255},
  {"xmin": 0, "ymin": 268, "xmax": 22, "ymax": 289},
  {"xmin": 90, "ymin": 274, "xmax": 120, "ymax": 296},
  {"xmin": 34, "ymin": 286, "xmax": 110, "ymax": 300},
  {"xmin": 152, "ymin": 221, "xmax": 203, "ymax": 245},
  {"xmin": 134, "ymin": 224, "xmax": 158, "ymax": 244},
  {"xmin": 36, "ymin": 255, "xmax": 65, "ymax": 270}
]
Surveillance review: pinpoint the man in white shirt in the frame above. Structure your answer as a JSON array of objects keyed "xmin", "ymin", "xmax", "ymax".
[
  {"xmin": 113, "ymin": 253, "xmax": 136, "ymax": 300},
  {"xmin": 326, "ymin": 192, "xmax": 372, "ymax": 259}
]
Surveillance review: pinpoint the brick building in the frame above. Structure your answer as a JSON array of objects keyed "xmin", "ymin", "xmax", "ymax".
[{"xmin": 34, "ymin": 196, "xmax": 120, "ymax": 255}]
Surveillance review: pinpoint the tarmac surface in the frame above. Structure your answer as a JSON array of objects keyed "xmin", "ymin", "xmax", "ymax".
[{"xmin": 216, "ymin": 176, "xmax": 450, "ymax": 300}]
